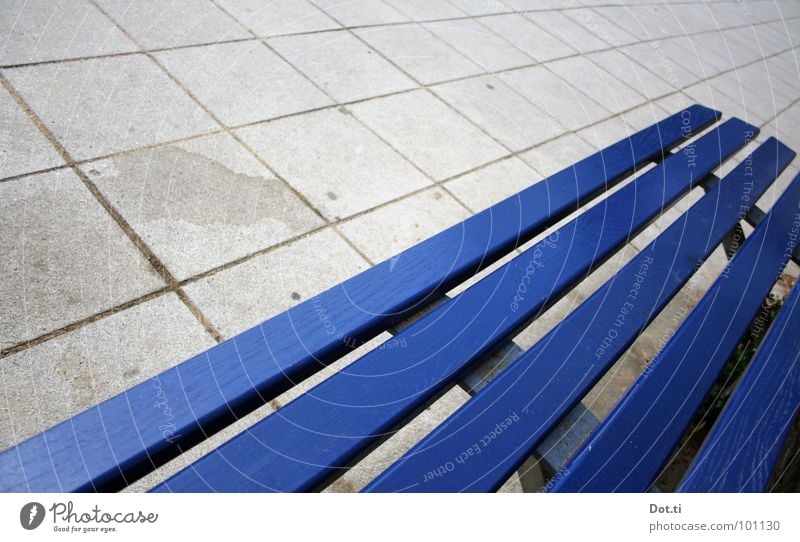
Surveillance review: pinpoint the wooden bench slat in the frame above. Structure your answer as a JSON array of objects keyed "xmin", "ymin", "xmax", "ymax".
[
  {"xmin": 0, "ymin": 107, "xmax": 720, "ymax": 493},
  {"xmin": 151, "ymin": 118, "xmax": 754, "ymax": 492},
  {"xmin": 548, "ymin": 171, "xmax": 800, "ymax": 493},
  {"xmin": 363, "ymin": 137, "xmax": 793, "ymax": 493},
  {"xmin": 678, "ymin": 280, "xmax": 800, "ymax": 492}
]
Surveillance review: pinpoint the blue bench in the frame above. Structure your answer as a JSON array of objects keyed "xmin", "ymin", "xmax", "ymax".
[{"xmin": 2, "ymin": 104, "xmax": 799, "ymax": 492}]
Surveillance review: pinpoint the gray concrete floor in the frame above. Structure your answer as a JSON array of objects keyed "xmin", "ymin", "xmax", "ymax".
[{"xmin": 1, "ymin": 0, "xmax": 800, "ymax": 492}]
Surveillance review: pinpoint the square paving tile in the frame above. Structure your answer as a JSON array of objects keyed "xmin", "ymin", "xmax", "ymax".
[
  {"xmin": 351, "ymin": 89, "xmax": 509, "ymax": 180},
  {"xmin": 587, "ymin": 49, "xmax": 675, "ymax": 101},
  {"xmin": 269, "ymin": 30, "xmax": 416, "ymax": 102},
  {"xmin": 236, "ymin": 107, "xmax": 431, "ymax": 220},
  {"xmin": 0, "ymin": 86, "xmax": 64, "ymax": 179},
  {"xmin": 425, "ymin": 19, "xmax": 533, "ymax": 72},
  {"xmin": 184, "ymin": 229, "xmax": 369, "ymax": 338},
  {"xmin": 85, "ymin": 133, "xmax": 323, "ymax": 280},
  {"xmin": 5, "ymin": 55, "xmax": 218, "ymax": 160},
  {"xmin": 0, "ymin": 169, "xmax": 164, "ymax": 348},
  {"xmin": 619, "ymin": 42, "xmax": 698, "ymax": 90},
  {"xmin": 338, "ymin": 187, "xmax": 470, "ymax": 262},
  {"xmin": 636, "ymin": 5, "xmax": 686, "ymax": 38},
  {"xmin": 155, "ymin": 41, "xmax": 332, "ymax": 127},
  {"xmin": 446, "ymin": 0, "xmax": 512, "ymax": 16},
  {"xmin": 546, "ymin": 56, "xmax": 646, "ymax": 115},
  {"xmin": 682, "ymin": 81, "xmax": 752, "ymax": 123},
  {"xmin": 1, "ymin": 294, "xmax": 215, "ymax": 448},
  {"xmin": 577, "ymin": 113, "xmax": 650, "ymax": 150},
  {"xmin": 445, "ymin": 156, "xmax": 541, "ymax": 212},
  {"xmin": 313, "ymin": 0, "xmax": 410, "ymax": 26},
  {"xmin": 0, "ymin": 0, "xmax": 137, "ymax": 66},
  {"xmin": 478, "ymin": 14, "xmax": 577, "ymax": 63},
  {"xmin": 590, "ymin": 7, "xmax": 651, "ymax": 42},
  {"xmin": 96, "ymin": 0, "xmax": 250, "ymax": 49},
  {"xmin": 611, "ymin": 6, "xmax": 672, "ymax": 40},
  {"xmin": 216, "ymin": 0, "xmax": 340, "ymax": 36},
  {"xmin": 355, "ymin": 24, "xmax": 482, "ymax": 85},
  {"xmin": 526, "ymin": 11, "xmax": 609, "ymax": 53},
  {"xmin": 384, "ymin": 0, "xmax": 465, "ymax": 21},
  {"xmin": 499, "ymin": 65, "xmax": 609, "ymax": 130},
  {"xmin": 562, "ymin": 8, "xmax": 639, "ymax": 47},
  {"xmin": 433, "ymin": 74, "xmax": 566, "ymax": 152},
  {"xmin": 519, "ymin": 133, "xmax": 595, "ymax": 178}
]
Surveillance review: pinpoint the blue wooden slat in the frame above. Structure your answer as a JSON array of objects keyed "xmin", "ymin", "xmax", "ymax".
[
  {"xmin": 678, "ymin": 280, "xmax": 800, "ymax": 492},
  {"xmin": 152, "ymin": 118, "xmax": 754, "ymax": 492},
  {"xmin": 0, "ymin": 107, "xmax": 721, "ymax": 493},
  {"xmin": 364, "ymin": 137, "xmax": 793, "ymax": 493},
  {"xmin": 549, "ymin": 171, "xmax": 800, "ymax": 493}
]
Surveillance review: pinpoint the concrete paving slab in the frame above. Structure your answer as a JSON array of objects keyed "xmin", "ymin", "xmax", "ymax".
[
  {"xmin": 619, "ymin": 42, "xmax": 698, "ymax": 90},
  {"xmin": 425, "ymin": 18, "xmax": 534, "ymax": 72},
  {"xmin": 313, "ymin": 0, "xmax": 410, "ymax": 27},
  {"xmin": 587, "ymin": 49, "xmax": 676, "ymax": 101},
  {"xmin": 0, "ymin": 85, "xmax": 63, "ymax": 179},
  {"xmin": 0, "ymin": 293, "xmax": 214, "ymax": 450},
  {"xmin": 0, "ymin": 169, "xmax": 163, "ymax": 348},
  {"xmin": 236, "ymin": 107, "xmax": 431, "ymax": 220},
  {"xmin": 445, "ymin": 156, "xmax": 541, "ymax": 212},
  {"xmin": 5, "ymin": 55, "xmax": 218, "ymax": 161},
  {"xmin": 338, "ymin": 187, "xmax": 470, "ymax": 263},
  {"xmin": 500, "ymin": 65, "xmax": 610, "ymax": 130},
  {"xmin": 446, "ymin": 0, "xmax": 512, "ymax": 16},
  {"xmin": 184, "ymin": 229, "xmax": 369, "ymax": 338},
  {"xmin": 0, "ymin": 0, "xmax": 136, "ymax": 66},
  {"xmin": 477, "ymin": 13, "xmax": 577, "ymax": 62},
  {"xmin": 355, "ymin": 24, "xmax": 483, "ymax": 85},
  {"xmin": 384, "ymin": 0, "xmax": 466, "ymax": 21},
  {"xmin": 546, "ymin": 55, "xmax": 646, "ymax": 115},
  {"xmin": 216, "ymin": 0, "xmax": 340, "ymax": 37},
  {"xmin": 155, "ymin": 41, "xmax": 333, "ymax": 127},
  {"xmin": 563, "ymin": 8, "xmax": 640, "ymax": 47},
  {"xmin": 85, "ymin": 133, "xmax": 323, "ymax": 280},
  {"xmin": 526, "ymin": 11, "xmax": 609, "ymax": 53},
  {"xmin": 432, "ymin": 74, "xmax": 566, "ymax": 152},
  {"xmin": 350, "ymin": 89, "xmax": 509, "ymax": 180},
  {"xmin": 518, "ymin": 132, "xmax": 595, "ymax": 177},
  {"xmin": 96, "ymin": 0, "xmax": 250, "ymax": 50},
  {"xmin": 577, "ymin": 115, "xmax": 644, "ymax": 150},
  {"xmin": 269, "ymin": 30, "xmax": 417, "ymax": 102}
]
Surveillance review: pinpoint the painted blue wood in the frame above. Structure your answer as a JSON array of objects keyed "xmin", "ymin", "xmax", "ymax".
[
  {"xmin": 363, "ymin": 137, "xmax": 793, "ymax": 493},
  {"xmin": 0, "ymin": 107, "xmax": 720, "ymax": 493},
  {"xmin": 548, "ymin": 170, "xmax": 800, "ymax": 493},
  {"xmin": 152, "ymin": 118, "xmax": 755, "ymax": 492},
  {"xmin": 678, "ymin": 280, "xmax": 800, "ymax": 492}
]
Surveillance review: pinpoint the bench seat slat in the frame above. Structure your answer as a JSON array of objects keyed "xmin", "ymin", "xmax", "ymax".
[
  {"xmin": 152, "ymin": 118, "xmax": 754, "ymax": 492},
  {"xmin": 548, "ymin": 170, "xmax": 800, "ymax": 492},
  {"xmin": 363, "ymin": 137, "xmax": 794, "ymax": 493},
  {"xmin": 0, "ymin": 106, "xmax": 721, "ymax": 493},
  {"xmin": 678, "ymin": 280, "xmax": 800, "ymax": 492}
]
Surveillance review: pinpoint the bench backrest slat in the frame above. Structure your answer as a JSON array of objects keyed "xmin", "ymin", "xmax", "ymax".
[
  {"xmin": 548, "ymin": 169, "xmax": 800, "ymax": 492},
  {"xmin": 152, "ymin": 118, "xmax": 754, "ymax": 492},
  {"xmin": 0, "ymin": 107, "xmax": 720, "ymax": 493},
  {"xmin": 364, "ymin": 137, "xmax": 795, "ymax": 493},
  {"xmin": 679, "ymin": 277, "xmax": 800, "ymax": 492}
]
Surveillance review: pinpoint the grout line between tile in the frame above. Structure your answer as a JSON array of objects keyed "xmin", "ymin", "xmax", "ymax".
[
  {"xmin": 0, "ymin": 0, "xmax": 787, "ymax": 70},
  {"xmin": 2, "ymin": 3, "xmax": 798, "ymax": 357},
  {"xmin": 2, "ymin": 15, "xmax": 795, "ymax": 185}
]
